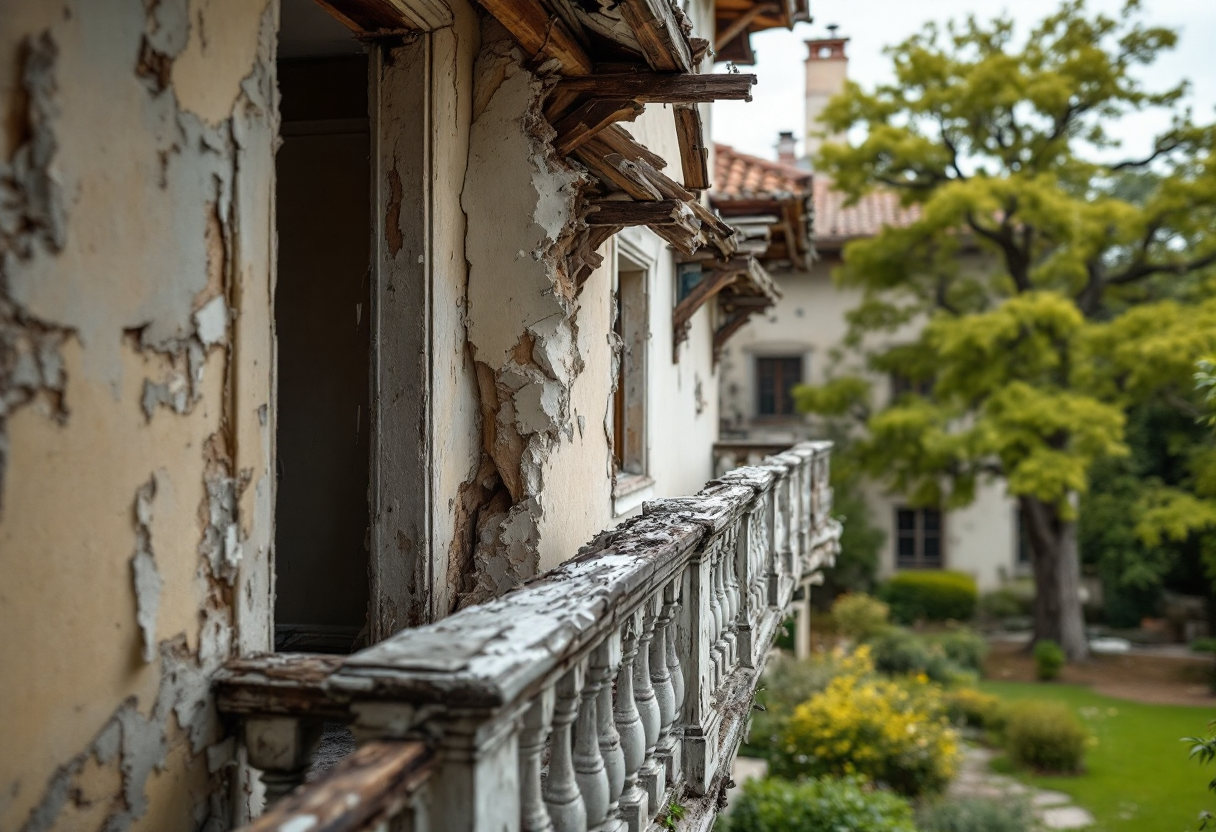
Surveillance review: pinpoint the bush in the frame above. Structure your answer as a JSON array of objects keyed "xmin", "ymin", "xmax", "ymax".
[
  {"xmin": 1004, "ymin": 700, "xmax": 1088, "ymax": 773},
  {"xmin": 1191, "ymin": 637, "xmax": 1216, "ymax": 653},
  {"xmin": 832, "ymin": 593, "xmax": 891, "ymax": 640},
  {"xmin": 772, "ymin": 647, "xmax": 960, "ymax": 796},
  {"xmin": 944, "ymin": 688, "xmax": 1006, "ymax": 733},
  {"xmin": 978, "ymin": 587, "xmax": 1029, "ymax": 621},
  {"xmin": 868, "ymin": 628, "xmax": 971, "ymax": 685},
  {"xmin": 879, "ymin": 571, "xmax": 978, "ymax": 623},
  {"xmin": 743, "ymin": 652, "xmax": 843, "ymax": 759},
  {"xmin": 1033, "ymin": 639, "xmax": 1066, "ymax": 681},
  {"xmin": 915, "ymin": 797, "xmax": 1033, "ymax": 832},
  {"xmin": 929, "ymin": 628, "xmax": 988, "ymax": 673},
  {"xmin": 724, "ymin": 777, "xmax": 916, "ymax": 832}
]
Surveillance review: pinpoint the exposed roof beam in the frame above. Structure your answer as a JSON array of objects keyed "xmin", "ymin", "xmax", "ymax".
[
  {"xmin": 617, "ymin": 0, "xmax": 693, "ymax": 72},
  {"xmin": 554, "ymin": 72, "xmax": 756, "ymax": 103},
  {"xmin": 673, "ymin": 104, "xmax": 710, "ymax": 190},
  {"xmin": 476, "ymin": 0, "xmax": 594, "ymax": 75},
  {"xmin": 553, "ymin": 99, "xmax": 643, "ymax": 155},
  {"xmin": 714, "ymin": 3, "xmax": 776, "ymax": 51},
  {"xmin": 586, "ymin": 199, "xmax": 693, "ymax": 226}
]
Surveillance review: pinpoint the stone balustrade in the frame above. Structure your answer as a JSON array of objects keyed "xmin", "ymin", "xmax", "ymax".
[{"xmin": 218, "ymin": 441, "xmax": 840, "ymax": 832}]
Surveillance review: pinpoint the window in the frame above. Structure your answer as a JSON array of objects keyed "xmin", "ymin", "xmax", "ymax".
[
  {"xmin": 896, "ymin": 507, "xmax": 943, "ymax": 569},
  {"xmin": 614, "ymin": 263, "xmax": 648, "ymax": 478},
  {"xmin": 890, "ymin": 372, "xmax": 932, "ymax": 399},
  {"xmin": 756, "ymin": 356, "xmax": 803, "ymax": 417},
  {"xmin": 1016, "ymin": 508, "xmax": 1031, "ymax": 567}
]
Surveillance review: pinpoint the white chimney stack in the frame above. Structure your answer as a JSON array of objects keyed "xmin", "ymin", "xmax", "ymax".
[
  {"xmin": 776, "ymin": 131, "xmax": 797, "ymax": 164},
  {"xmin": 804, "ymin": 26, "xmax": 849, "ymax": 166}
]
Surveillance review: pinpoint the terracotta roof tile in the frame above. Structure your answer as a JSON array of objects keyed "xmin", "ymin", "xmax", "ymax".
[{"xmin": 712, "ymin": 143, "xmax": 919, "ymax": 242}]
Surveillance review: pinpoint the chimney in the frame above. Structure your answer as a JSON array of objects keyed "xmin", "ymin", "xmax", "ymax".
[
  {"xmin": 776, "ymin": 131, "xmax": 797, "ymax": 164},
  {"xmin": 804, "ymin": 24, "xmax": 849, "ymax": 166}
]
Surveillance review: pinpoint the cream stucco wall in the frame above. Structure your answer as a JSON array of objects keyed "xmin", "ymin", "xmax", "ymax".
[
  {"xmin": 719, "ymin": 257, "xmax": 1018, "ymax": 591},
  {"xmin": 0, "ymin": 0, "xmax": 277, "ymax": 828}
]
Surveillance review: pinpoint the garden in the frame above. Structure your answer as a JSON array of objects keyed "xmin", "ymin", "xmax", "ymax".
[{"xmin": 725, "ymin": 576, "xmax": 1216, "ymax": 832}]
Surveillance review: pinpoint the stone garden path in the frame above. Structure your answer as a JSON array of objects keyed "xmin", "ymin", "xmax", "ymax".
[{"xmin": 949, "ymin": 745, "xmax": 1096, "ymax": 829}]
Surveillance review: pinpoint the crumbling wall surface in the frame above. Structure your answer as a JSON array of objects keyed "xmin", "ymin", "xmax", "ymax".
[
  {"xmin": 0, "ymin": 0, "xmax": 276, "ymax": 829},
  {"xmin": 457, "ymin": 23, "xmax": 614, "ymax": 606}
]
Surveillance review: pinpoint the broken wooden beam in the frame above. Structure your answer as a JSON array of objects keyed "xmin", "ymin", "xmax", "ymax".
[
  {"xmin": 238, "ymin": 740, "xmax": 434, "ymax": 832},
  {"xmin": 574, "ymin": 148, "xmax": 665, "ymax": 200},
  {"xmin": 214, "ymin": 653, "xmax": 350, "ymax": 720},
  {"xmin": 617, "ymin": 0, "xmax": 693, "ymax": 72},
  {"xmin": 553, "ymin": 98, "xmax": 644, "ymax": 156},
  {"xmin": 673, "ymin": 104, "xmax": 710, "ymax": 190},
  {"xmin": 554, "ymin": 72, "xmax": 756, "ymax": 103},
  {"xmin": 595, "ymin": 125, "xmax": 669, "ymax": 169},
  {"xmin": 714, "ymin": 3, "xmax": 777, "ymax": 51},
  {"xmin": 586, "ymin": 199, "xmax": 692, "ymax": 226},
  {"xmin": 316, "ymin": 0, "xmax": 453, "ymax": 33},
  {"xmin": 477, "ymin": 0, "xmax": 594, "ymax": 75}
]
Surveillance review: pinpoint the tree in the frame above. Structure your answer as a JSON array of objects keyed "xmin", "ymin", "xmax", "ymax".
[{"xmin": 798, "ymin": 0, "xmax": 1216, "ymax": 659}]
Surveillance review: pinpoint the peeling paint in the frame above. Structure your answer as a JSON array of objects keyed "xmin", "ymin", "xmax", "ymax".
[{"xmin": 132, "ymin": 476, "xmax": 164, "ymax": 664}]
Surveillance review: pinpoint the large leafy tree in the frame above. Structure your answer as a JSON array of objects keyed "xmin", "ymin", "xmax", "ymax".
[{"xmin": 798, "ymin": 0, "xmax": 1216, "ymax": 659}]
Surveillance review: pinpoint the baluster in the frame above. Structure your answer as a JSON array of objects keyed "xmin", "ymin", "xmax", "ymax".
[
  {"xmin": 659, "ymin": 579, "xmax": 684, "ymax": 787},
  {"xmin": 243, "ymin": 716, "xmax": 322, "ymax": 804},
  {"xmin": 650, "ymin": 589, "xmax": 676, "ymax": 764},
  {"xmin": 711, "ymin": 541, "xmax": 729, "ymax": 683},
  {"xmin": 663, "ymin": 581, "xmax": 684, "ymax": 725},
  {"xmin": 615, "ymin": 615, "xmax": 649, "ymax": 832},
  {"xmin": 634, "ymin": 599, "xmax": 665, "ymax": 814},
  {"xmin": 724, "ymin": 527, "xmax": 741, "ymax": 671},
  {"xmin": 521, "ymin": 691, "xmax": 557, "ymax": 832},
  {"xmin": 592, "ymin": 638, "xmax": 625, "ymax": 828},
  {"xmin": 545, "ymin": 668, "xmax": 588, "ymax": 832},
  {"xmin": 575, "ymin": 653, "xmax": 610, "ymax": 830}
]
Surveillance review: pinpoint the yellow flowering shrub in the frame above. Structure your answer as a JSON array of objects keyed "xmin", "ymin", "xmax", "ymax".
[{"xmin": 771, "ymin": 647, "xmax": 960, "ymax": 796}]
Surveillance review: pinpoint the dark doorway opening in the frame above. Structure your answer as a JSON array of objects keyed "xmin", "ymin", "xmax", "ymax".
[{"xmin": 274, "ymin": 50, "xmax": 372, "ymax": 653}]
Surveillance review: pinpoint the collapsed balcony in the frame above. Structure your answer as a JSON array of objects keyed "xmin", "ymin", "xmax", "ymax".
[{"xmin": 216, "ymin": 442, "xmax": 840, "ymax": 832}]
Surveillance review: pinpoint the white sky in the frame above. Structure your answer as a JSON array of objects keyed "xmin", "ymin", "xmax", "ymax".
[{"xmin": 711, "ymin": 0, "xmax": 1216, "ymax": 164}]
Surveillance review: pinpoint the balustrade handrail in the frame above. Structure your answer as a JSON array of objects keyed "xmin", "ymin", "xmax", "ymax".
[{"xmin": 219, "ymin": 441, "xmax": 841, "ymax": 832}]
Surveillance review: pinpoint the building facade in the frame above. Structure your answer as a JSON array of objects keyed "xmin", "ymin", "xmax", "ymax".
[{"xmin": 0, "ymin": 1, "xmax": 838, "ymax": 830}]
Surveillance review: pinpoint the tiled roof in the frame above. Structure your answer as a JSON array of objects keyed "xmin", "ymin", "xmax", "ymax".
[
  {"xmin": 712, "ymin": 143, "xmax": 920, "ymax": 243},
  {"xmin": 714, "ymin": 144, "xmax": 811, "ymax": 199},
  {"xmin": 811, "ymin": 176, "xmax": 920, "ymax": 242}
]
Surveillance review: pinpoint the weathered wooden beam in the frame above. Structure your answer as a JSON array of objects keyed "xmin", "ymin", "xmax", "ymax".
[
  {"xmin": 573, "ymin": 148, "xmax": 665, "ymax": 200},
  {"xmin": 553, "ymin": 98, "xmax": 644, "ymax": 156},
  {"xmin": 673, "ymin": 104, "xmax": 710, "ymax": 190},
  {"xmin": 554, "ymin": 72, "xmax": 756, "ymax": 103},
  {"xmin": 316, "ymin": 0, "xmax": 453, "ymax": 32},
  {"xmin": 595, "ymin": 125, "xmax": 668, "ymax": 170},
  {"xmin": 586, "ymin": 199, "xmax": 691, "ymax": 225},
  {"xmin": 214, "ymin": 653, "xmax": 350, "ymax": 720},
  {"xmin": 690, "ymin": 37, "xmax": 712, "ymax": 66},
  {"xmin": 673, "ymin": 265, "xmax": 743, "ymax": 335},
  {"xmin": 237, "ymin": 740, "xmax": 434, "ymax": 832},
  {"xmin": 713, "ymin": 308, "xmax": 754, "ymax": 361},
  {"xmin": 617, "ymin": 0, "xmax": 693, "ymax": 72},
  {"xmin": 477, "ymin": 0, "xmax": 595, "ymax": 75},
  {"xmin": 714, "ymin": 3, "xmax": 776, "ymax": 50}
]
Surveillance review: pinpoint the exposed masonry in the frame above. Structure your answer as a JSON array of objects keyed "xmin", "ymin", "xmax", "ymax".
[
  {"xmin": 456, "ymin": 23, "xmax": 600, "ymax": 608},
  {"xmin": 11, "ymin": 0, "xmax": 276, "ymax": 828}
]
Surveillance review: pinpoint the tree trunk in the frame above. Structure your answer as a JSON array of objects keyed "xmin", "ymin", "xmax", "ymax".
[{"xmin": 1020, "ymin": 494, "xmax": 1089, "ymax": 661}]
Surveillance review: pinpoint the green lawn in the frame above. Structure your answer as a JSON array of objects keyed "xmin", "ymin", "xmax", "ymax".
[{"xmin": 979, "ymin": 681, "xmax": 1213, "ymax": 832}]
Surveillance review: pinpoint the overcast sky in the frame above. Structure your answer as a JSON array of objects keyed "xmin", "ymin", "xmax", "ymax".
[{"xmin": 711, "ymin": 0, "xmax": 1216, "ymax": 164}]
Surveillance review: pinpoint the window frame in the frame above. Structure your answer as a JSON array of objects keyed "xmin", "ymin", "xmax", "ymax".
[
  {"xmin": 754, "ymin": 354, "xmax": 804, "ymax": 419},
  {"xmin": 894, "ymin": 506, "xmax": 945, "ymax": 570}
]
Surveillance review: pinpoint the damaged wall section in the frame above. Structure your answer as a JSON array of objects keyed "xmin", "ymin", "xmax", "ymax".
[{"xmin": 0, "ymin": 0, "xmax": 277, "ymax": 829}]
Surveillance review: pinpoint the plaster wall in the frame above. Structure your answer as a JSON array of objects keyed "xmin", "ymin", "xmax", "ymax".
[
  {"xmin": 0, "ymin": 0, "xmax": 277, "ymax": 829},
  {"xmin": 719, "ymin": 258, "xmax": 1017, "ymax": 591}
]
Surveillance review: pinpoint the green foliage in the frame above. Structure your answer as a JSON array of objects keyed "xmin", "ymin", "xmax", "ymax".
[
  {"xmin": 944, "ymin": 688, "xmax": 1008, "ymax": 734},
  {"xmin": 1004, "ymin": 699, "xmax": 1089, "ymax": 773},
  {"xmin": 658, "ymin": 802, "xmax": 685, "ymax": 831},
  {"xmin": 1192, "ymin": 638, "xmax": 1216, "ymax": 654},
  {"xmin": 879, "ymin": 571, "xmax": 978, "ymax": 623},
  {"xmin": 723, "ymin": 777, "xmax": 916, "ymax": 832},
  {"xmin": 979, "ymin": 587, "xmax": 1030, "ymax": 621},
  {"xmin": 1182, "ymin": 721, "xmax": 1216, "ymax": 829},
  {"xmin": 823, "ymin": 465, "xmax": 888, "ymax": 597},
  {"xmin": 932, "ymin": 628, "xmax": 989, "ymax": 673},
  {"xmin": 915, "ymin": 797, "xmax": 1034, "ymax": 832},
  {"xmin": 773, "ymin": 647, "xmax": 960, "ymax": 796},
  {"xmin": 831, "ymin": 593, "xmax": 891, "ymax": 640},
  {"xmin": 1034, "ymin": 639, "xmax": 1066, "ymax": 681},
  {"xmin": 868, "ymin": 628, "xmax": 976, "ymax": 685},
  {"xmin": 798, "ymin": 0, "xmax": 1216, "ymax": 652},
  {"xmin": 744, "ymin": 653, "xmax": 843, "ymax": 760}
]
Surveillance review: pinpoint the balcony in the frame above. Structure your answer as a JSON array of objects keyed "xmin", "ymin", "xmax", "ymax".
[{"xmin": 216, "ymin": 442, "xmax": 840, "ymax": 832}]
